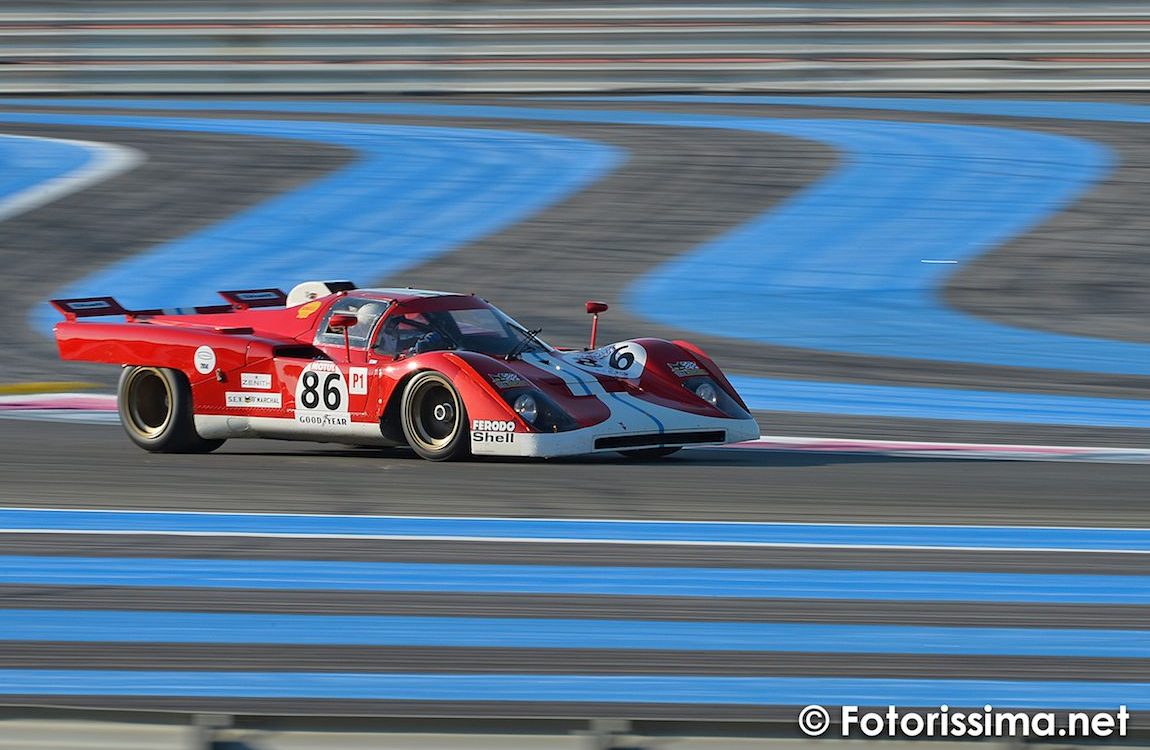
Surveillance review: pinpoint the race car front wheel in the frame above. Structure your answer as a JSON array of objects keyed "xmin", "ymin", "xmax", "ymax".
[
  {"xmin": 118, "ymin": 366, "xmax": 225, "ymax": 454},
  {"xmin": 400, "ymin": 371, "xmax": 470, "ymax": 461}
]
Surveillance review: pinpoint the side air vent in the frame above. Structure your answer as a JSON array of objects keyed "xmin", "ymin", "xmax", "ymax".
[{"xmin": 273, "ymin": 345, "xmax": 325, "ymax": 359}]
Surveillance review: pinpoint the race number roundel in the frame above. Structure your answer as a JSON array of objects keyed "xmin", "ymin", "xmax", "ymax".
[
  {"xmin": 570, "ymin": 342, "xmax": 647, "ymax": 379},
  {"xmin": 294, "ymin": 362, "xmax": 350, "ymax": 428},
  {"xmin": 193, "ymin": 346, "xmax": 216, "ymax": 374}
]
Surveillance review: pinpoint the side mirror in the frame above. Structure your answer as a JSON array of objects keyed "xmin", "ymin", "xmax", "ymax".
[
  {"xmin": 585, "ymin": 300, "xmax": 608, "ymax": 349},
  {"xmin": 328, "ymin": 312, "xmax": 358, "ymax": 360}
]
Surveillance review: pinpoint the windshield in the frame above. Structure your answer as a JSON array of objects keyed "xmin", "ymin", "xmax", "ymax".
[{"xmin": 374, "ymin": 305, "xmax": 551, "ymax": 359}]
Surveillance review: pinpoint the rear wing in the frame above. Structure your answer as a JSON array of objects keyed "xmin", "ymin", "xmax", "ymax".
[{"xmin": 50, "ymin": 288, "xmax": 288, "ymax": 321}]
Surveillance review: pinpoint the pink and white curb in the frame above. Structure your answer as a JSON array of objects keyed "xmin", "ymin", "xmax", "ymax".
[
  {"xmin": 0, "ymin": 393, "xmax": 118, "ymax": 424},
  {"xmin": 724, "ymin": 435, "xmax": 1150, "ymax": 464},
  {"xmin": 1, "ymin": 394, "xmax": 1146, "ymax": 464}
]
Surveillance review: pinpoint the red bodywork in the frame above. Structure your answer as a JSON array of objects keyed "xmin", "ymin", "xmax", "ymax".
[{"xmin": 52, "ymin": 286, "xmax": 755, "ymax": 453}]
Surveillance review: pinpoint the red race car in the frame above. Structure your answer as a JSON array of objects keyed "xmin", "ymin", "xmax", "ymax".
[{"xmin": 52, "ymin": 281, "xmax": 759, "ymax": 460}]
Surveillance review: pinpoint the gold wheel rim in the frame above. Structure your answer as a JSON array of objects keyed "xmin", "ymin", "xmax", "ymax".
[
  {"xmin": 408, "ymin": 377, "xmax": 460, "ymax": 451},
  {"xmin": 124, "ymin": 368, "xmax": 174, "ymax": 439}
]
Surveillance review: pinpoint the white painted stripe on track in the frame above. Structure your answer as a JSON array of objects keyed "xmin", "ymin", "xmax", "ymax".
[
  {"xmin": 4, "ymin": 528, "xmax": 1149, "ymax": 554},
  {"xmin": 2, "ymin": 506, "xmax": 1148, "ymax": 554},
  {"xmin": 0, "ymin": 136, "xmax": 143, "ymax": 222},
  {"xmin": 7, "ymin": 505, "xmax": 1145, "ymax": 530}
]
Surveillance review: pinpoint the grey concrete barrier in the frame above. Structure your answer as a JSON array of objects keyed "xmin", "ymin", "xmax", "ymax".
[{"xmin": 3, "ymin": 1, "xmax": 1150, "ymax": 92}]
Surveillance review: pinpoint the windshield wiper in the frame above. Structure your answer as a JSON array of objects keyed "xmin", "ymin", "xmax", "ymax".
[{"xmin": 506, "ymin": 325, "xmax": 544, "ymax": 361}]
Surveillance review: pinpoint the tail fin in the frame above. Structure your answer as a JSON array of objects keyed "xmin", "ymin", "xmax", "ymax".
[{"xmin": 51, "ymin": 288, "xmax": 288, "ymax": 321}]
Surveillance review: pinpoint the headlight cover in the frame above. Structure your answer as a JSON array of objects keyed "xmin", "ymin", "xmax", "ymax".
[
  {"xmin": 513, "ymin": 393, "xmax": 539, "ymax": 423},
  {"xmin": 501, "ymin": 388, "xmax": 579, "ymax": 432},
  {"xmin": 682, "ymin": 376, "xmax": 751, "ymax": 419},
  {"xmin": 694, "ymin": 381, "xmax": 720, "ymax": 406}
]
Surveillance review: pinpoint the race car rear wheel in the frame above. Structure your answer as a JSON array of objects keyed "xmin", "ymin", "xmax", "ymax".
[
  {"xmin": 118, "ymin": 366, "xmax": 225, "ymax": 454},
  {"xmin": 619, "ymin": 447, "xmax": 682, "ymax": 460},
  {"xmin": 400, "ymin": 371, "xmax": 470, "ymax": 462}
]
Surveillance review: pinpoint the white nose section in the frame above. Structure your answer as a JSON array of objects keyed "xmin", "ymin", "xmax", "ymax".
[
  {"xmin": 520, "ymin": 352, "xmax": 595, "ymax": 397},
  {"xmin": 519, "ymin": 352, "xmax": 664, "ymax": 434}
]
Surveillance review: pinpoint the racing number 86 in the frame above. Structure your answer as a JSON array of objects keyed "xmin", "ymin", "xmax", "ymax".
[{"xmin": 300, "ymin": 371, "xmax": 342, "ymax": 410}]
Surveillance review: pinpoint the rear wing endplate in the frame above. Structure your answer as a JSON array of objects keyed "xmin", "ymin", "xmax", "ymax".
[
  {"xmin": 217, "ymin": 288, "xmax": 289, "ymax": 309},
  {"xmin": 50, "ymin": 297, "xmax": 130, "ymax": 319}
]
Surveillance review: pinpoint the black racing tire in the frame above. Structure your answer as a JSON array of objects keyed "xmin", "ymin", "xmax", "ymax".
[
  {"xmin": 117, "ymin": 366, "xmax": 225, "ymax": 454},
  {"xmin": 400, "ymin": 371, "xmax": 470, "ymax": 462},
  {"xmin": 619, "ymin": 447, "xmax": 682, "ymax": 460}
]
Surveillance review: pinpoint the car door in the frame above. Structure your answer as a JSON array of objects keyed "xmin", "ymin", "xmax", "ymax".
[{"xmin": 280, "ymin": 297, "xmax": 389, "ymax": 439}]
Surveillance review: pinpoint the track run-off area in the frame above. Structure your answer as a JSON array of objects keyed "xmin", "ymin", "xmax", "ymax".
[{"xmin": 0, "ymin": 95, "xmax": 1147, "ymax": 721}]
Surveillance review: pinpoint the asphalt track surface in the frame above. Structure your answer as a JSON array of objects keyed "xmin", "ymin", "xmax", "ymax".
[
  {"xmin": 2, "ymin": 421, "xmax": 1147, "ymax": 524},
  {"xmin": 0, "ymin": 95, "xmax": 1148, "ymax": 721}
]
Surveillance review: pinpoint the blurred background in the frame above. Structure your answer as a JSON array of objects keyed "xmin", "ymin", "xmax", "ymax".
[
  {"xmin": 0, "ymin": 1, "xmax": 1149, "ymax": 749},
  {"xmin": 7, "ymin": 0, "xmax": 1150, "ymax": 92}
]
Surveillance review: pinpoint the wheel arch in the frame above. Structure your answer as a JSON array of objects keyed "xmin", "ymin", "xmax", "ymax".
[
  {"xmin": 381, "ymin": 354, "xmax": 529, "ymax": 441},
  {"xmin": 117, "ymin": 364, "xmax": 224, "ymax": 454},
  {"xmin": 379, "ymin": 368, "xmax": 424, "ymax": 445}
]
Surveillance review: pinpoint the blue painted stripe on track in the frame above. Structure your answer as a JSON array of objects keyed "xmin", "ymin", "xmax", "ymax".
[
  {"xmin": 2, "ymin": 100, "xmax": 1142, "ymax": 378},
  {"xmin": 0, "ymin": 112, "xmax": 620, "ymax": 335},
  {"xmin": 3, "ymin": 508, "xmax": 1150, "ymax": 552},
  {"xmin": 1, "ymin": 557, "xmax": 1147, "ymax": 603},
  {"xmin": 626, "ymin": 120, "xmax": 1119, "ymax": 376},
  {"xmin": 729, "ymin": 376, "xmax": 1150, "ymax": 428},
  {"xmin": 0, "ymin": 134, "xmax": 96, "ymax": 203},
  {"xmin": 0, "ymin": 670, "xmax": 1144, "ymax": 707},
  {"xmin": 5, "ymin": 610, "xmax": 1150, "ymax": 657}
]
